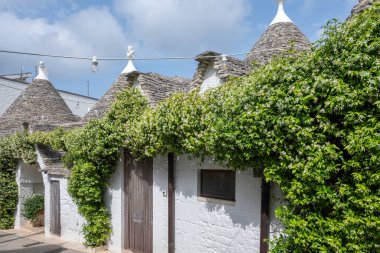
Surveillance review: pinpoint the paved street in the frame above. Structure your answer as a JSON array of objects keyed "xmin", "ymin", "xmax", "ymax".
[{"xmin": 0, "ymin": 230, "xmax": 82, "ymax": 253}]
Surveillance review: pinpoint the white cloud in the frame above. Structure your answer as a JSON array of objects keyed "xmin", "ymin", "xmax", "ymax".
[
  {"xmin": 0, "ymin": 7, "xmax": 128, "ymax": 78},
  {"xmin": 113, "ymin": 0, "xmax": 252, "ymax": 55}
]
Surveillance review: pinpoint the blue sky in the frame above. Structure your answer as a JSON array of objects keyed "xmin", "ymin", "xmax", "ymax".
[{"xmin": 0, "ymin": 0, "xmax": 358, "ymax": 98}]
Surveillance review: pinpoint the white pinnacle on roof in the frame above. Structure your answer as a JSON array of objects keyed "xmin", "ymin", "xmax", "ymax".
[
  {"xmin": 121, "ymin": 46, "xmax": 137, "ymax": 74},
  {"xmin": 270, "ymin": 0, "xmax": 293, "ymax": 26},
  {"xmin": 35, "ymin": 61, "xmax": 49, "ymax": 80}
]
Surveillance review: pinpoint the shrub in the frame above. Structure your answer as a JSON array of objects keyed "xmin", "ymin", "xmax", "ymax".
[{"xmin": 22, "ymin": 194, "xmax": 44, "ymax": 221}]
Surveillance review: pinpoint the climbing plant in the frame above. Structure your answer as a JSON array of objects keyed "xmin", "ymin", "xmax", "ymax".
[
  {"xmin": 30, "ymin": 2, "xmax": 380, "ymax": 251},
  {"xmin": 0, "ymin": 132, "xmax": 36, "ymax": 229},
  {"xmin": 125, "ymin": 3, "xmax": 380, "ymax": 252},
  {"xmin": 31, "ymin": 88, "xmax": 149, "ymax": 247}
]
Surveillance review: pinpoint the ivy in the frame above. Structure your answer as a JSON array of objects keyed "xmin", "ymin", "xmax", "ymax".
[
  {"xmin": 29, "ymin": 2, "xmax": 380, "ymax": 251},
  {"xmin": 0, "ymin": 132, "xmax": 36, "ymax": 229},
  {"xmin": 124, "ymin": 3, "xmax": 380, "ymax": 252},
  {"xmin": 31, "ymin": 88, "xmax": 148, "ymax": 247}
]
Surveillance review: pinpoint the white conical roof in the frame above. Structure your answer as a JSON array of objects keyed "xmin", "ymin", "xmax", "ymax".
[{"xmin": 270, "ymin": 0, "xmax": 293, "ymax": 26}]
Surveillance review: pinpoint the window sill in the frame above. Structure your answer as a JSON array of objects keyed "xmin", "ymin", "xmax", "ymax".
[{"xmin": 197, "ymin": 196, "xmax": 236, "ymax": 206}]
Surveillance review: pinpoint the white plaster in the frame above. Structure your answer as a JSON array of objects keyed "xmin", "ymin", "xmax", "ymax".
[
  {"xmin": 153, "ymin": 155, "xmax": 169, "ymax": 253},
  {"xmin": 14, "ymin": 161, "xmax": 43, "ymax": 228},
  {"xmin": 56, "ymin": 176, "xmax": 85, "ymax": 242},
  {"xmin": 132, "ymin": 78, "xmax": 142, "ymax": 92},
  {"xmin": 36, "ymin": 148, "xmax": 85, "ymax": 242},
  {"xmin": 269, "ymin": 184, "xmax": 285, "ymax": 242},
  {"xmin": 152, "ymin": 155, "xmax": 284, "ymax": 253},
  {"xmin": 42, "ymin": 172, "xmax": 50, "ymax": 236},
  {"xmin": 200, "ymin": 64, "xmax": 221, "ymax": 93},
  {"xmin": 35, "ymin": 61, "xmax": 49, "ymax": 80},
  {"xmin": 44, "ymin": 175, "xmax": 85, "ymax": 242},
  {"xmin": 105, "ymin": 151, "xmax": 125, "ymax": 252},
  {"xmin": 58, "ymin": 92, "xmax": 98, "ymax": 117},
  {"xmin": 270, "ymin": 0, "xmax": 293, "ymax": 26}
]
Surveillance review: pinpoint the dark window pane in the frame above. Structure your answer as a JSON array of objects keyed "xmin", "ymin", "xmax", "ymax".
[{"xmin": 200, "ymin": 170, "xmax": 235, "ymax": 201}]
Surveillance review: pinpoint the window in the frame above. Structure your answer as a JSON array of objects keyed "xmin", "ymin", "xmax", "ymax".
[{"xmin": 200, "ymin": 170, "xmax": 236, "ymax": 201}]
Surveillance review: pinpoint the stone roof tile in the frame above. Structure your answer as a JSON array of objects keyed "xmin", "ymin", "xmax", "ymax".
[
  {"xmin": 0, "ymin": 79, "xmax": 79, "ymax": 137},
  {"xmin": 246, "ymin": 22, "xmax": 311, "ymax": 65}
]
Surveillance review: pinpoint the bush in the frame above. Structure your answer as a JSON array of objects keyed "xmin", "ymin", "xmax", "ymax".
[{"xmin": 22, "ymin": 194, "xmax": 44, "ymax": 221}]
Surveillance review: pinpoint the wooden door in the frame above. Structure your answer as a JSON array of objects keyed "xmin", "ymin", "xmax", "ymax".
[
  {"xmin": 125, "ymin": 152, "xmax": 153, "ymax": 253},
  {"xmin": 50, "ymin": 180, "xmax": 61, "ymax": 236}
]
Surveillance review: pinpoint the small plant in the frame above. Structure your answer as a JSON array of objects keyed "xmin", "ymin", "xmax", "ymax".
[{"xmin": 22, "ymin": 194, "xmax": 44, "ymax": 221}]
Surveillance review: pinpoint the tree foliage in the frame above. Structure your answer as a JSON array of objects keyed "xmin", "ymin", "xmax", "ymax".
[{"xmin": 0, "ymin": 132, "xmax": 36, "ymax": 228}]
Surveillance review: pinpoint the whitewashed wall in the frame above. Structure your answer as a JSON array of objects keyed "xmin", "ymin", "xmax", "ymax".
[
  {"xmin": 36, "ymin": 148, "xmax": 85, "ymax": 242},
  {"xmin": 153, "ymin": 155, "xmax": 284, "ymax": 253},
  {"xmin": 105, "ymin": 153, "xmax": 125, "ymax": 251},
  {"xmin": 43, "ymin": 175, "xmax": 85, "ymax": 242},
  {"xmin": 199, "ymin": 65, "xmax": 221, "ymax": 93},
  {"xmin": 153, "ymin": 155, "xmax": 169, "ymax": 253},
  {"xmin": 58, "ymin": 92, "xmax": 97, "ymax": 117},
  {"xmin": 15, "ymin": 161, "xmax": 44, "ymax": 228}
]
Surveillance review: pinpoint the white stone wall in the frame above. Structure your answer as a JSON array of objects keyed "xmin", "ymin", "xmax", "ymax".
[
  {"xmin": 14, "ymin": 161, "xmax": 44, "ymax": 228},
  {"xmin": 105, "ymin": 153, "xmax": 125, "ymax": 251},
  {"xmin": 0, "ymin": 78, "xmax": 97, "ymax": 117},
  {"xmin": 152, "ymin": 155, "xmax": 284, "ymax": 253},
  {"xmin": 58, "ymin": 92, "xmax": 97, "ymax": 117},
  {"xmin": 199, "ymin": 65, "xmax": 221, "ymax": 93},
  {"xmin": 44, "ymin": 175, "xmax": 85, "ymax": 243},
  {"xmin": 153, "ymin": 155, "xmax": 169, "ymax": 253},
  {"xmin": 36, "ymin": 146, "xmax": 85, "ymax": 242}
]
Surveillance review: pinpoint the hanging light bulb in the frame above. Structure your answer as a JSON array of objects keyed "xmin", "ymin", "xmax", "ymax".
[{"xmin": 91, "ymin": 56, "xmax": 98, "ymax": 72}]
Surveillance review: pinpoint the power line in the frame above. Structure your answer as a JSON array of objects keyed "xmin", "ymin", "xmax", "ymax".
[{"xmin": 0, "ymin": 49, "xmax": 250, "ymax": 61}]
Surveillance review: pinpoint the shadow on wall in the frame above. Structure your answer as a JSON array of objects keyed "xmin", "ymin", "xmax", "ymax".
[{"xmin": 155, "ymin": 154, "xmax": 265, "ymax": 229}]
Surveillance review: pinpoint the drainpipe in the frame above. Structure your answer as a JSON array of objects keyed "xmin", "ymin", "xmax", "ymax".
[
  {"xmin": 260, "ymin": 176, "xmax": 271, "ymax": 253},
  {"xmin": 168, "ymin": 152, "xmax": 175, "ymax": 253}
]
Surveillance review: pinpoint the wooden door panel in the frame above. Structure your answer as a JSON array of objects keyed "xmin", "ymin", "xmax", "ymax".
[
  {"xmin": 50, "ymin": 180, "xmax": 61, "ymax": 236},
  {"xmin": 125, "ymin": 152, "xmax": 153, "ymax": 253}
]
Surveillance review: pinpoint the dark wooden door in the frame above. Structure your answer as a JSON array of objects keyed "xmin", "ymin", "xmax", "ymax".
[
  {"xmin": 125, "ymin": 152, "xmax": 153, "ymax": 253},
  {"xmin": 50, "ymin": 180, "xmax": 61, "ymax": 236}
]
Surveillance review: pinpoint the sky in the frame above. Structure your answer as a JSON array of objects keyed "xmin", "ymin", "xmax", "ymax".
[{"xmin": 0, "ymin": 0, "xmax": 358, "ymax": 99}]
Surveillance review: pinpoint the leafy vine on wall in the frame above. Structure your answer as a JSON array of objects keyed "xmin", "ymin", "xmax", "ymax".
[
  {"xmin": 28, "ymin": 2, "xmax": 379, "ymax": 251},
  {"xmin": 0, "ymin": 132, "xmax": 36, "ymax": 229}
]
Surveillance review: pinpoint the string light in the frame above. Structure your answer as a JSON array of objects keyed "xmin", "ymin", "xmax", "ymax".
[{"xmin": 0, "ymin": 49, "xmax": 249, "ymax": 62}]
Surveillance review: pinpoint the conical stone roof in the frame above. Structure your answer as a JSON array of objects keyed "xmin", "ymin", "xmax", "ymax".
[
  {"xmin": 246, "ymin": 0, "xmax": 311, "ymax": 65},
  {"xmin": 350, "ymin": 0, "xmax": 375, "ymax": 17},
  {"xmin": 0, "ymin": 77, "xmax": 79, "ymax": 137},
  {"xmin": 82, "ymin": 73, "xmax": 130, "ymax": 123}
]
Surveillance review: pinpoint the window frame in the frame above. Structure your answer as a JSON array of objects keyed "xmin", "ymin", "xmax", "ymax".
[{"xmin": 199, "ymin": 169, "xmax": 236, "ymax": 201}]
